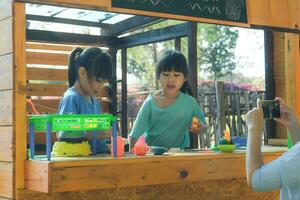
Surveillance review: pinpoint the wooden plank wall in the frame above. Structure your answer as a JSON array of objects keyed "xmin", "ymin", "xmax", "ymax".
[
  {"xmin": 294, "ymin": 35, "xmax": 300, "ymax": 122},
  {"xmin": 0, "ymin": 0, "xmax": 14, "ymax": 199},
  {"xmin": 25, "ymin": 42, "xmax": 110, "ymax": 145},
  {"xmin": 26, "ymin": 42, "xmax": 110, "ymax": 114},
  {"xmin": 273, "ymin": 32, "xmax": 299, "ymax": 139}
]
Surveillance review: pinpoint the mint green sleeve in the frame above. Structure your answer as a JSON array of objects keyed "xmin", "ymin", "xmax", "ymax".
[
  {"xmin": 193, "ymin": 98, "xmax": 206, "ymax": 125},
  {"xmin": 129, "ymin": 96, "xmax": 151, "ymax": 140}
]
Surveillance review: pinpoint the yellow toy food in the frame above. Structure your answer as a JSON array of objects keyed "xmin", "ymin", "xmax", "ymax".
[{"xmin": 52, "ymin": 141, "xmax": 91, "ymax": 157}]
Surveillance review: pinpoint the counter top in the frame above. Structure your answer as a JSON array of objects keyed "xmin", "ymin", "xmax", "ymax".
[{"xmin": 25, "ymin": 145, "xmax": 286, "ymax": 193}]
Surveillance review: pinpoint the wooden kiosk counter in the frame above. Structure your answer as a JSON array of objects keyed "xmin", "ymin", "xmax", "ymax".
[
  {"xmin": 22, "ymin": 148, "xmax": 285, "ymax": 199},
  {"xmin": 1, "ymin": 0, "xmax": 300, "ymax": 199}
]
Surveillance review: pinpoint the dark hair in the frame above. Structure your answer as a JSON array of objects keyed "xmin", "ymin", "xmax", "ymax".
[
  {"xmin": 68, "ymin": 47, "xmax": 112, "ymax": 87},
  {"xmin": 156, "ymin": 50, "xmax": 195, "ymax": 97}
]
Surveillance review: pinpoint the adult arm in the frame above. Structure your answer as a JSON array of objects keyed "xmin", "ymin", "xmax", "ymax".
[{"xmin": 245, "ymin": 100, "xmax": 264, "ymax": 187}]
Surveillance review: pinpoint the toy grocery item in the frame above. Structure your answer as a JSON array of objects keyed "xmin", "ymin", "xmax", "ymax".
[
  {"xmin": 111, "ymin": 136, "xmax": 126, "ymax": 157},
  {"xmin": 218, "ymin": 130, "xmax": 236, "ymax": 153},
  {"xmin": 29, "ymin": 114, "xmax": 117, "ymax": 160},
  {"xmin": 150, "ymin": 146, "xmax": 168, "ymax": 155},
  {"xmin": 52, "ymin": 141, "xmax": 91, "ymax": 156},
  {"xmin": 132, "ymin": 136, "xmax": 149, "ymax": 156},
  {"xmin": 191, "ymin": 117, "xmax": 199, "ymax": 129}
]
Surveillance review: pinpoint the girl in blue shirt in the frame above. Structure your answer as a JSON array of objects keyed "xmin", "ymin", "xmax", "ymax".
[
  {"xmin": 129, "ymin": 50, "xmax": 206, "ymax": 149},
  {"xmin": 57, "ymin": 47, "xmax": 112, "ymax": 153}
]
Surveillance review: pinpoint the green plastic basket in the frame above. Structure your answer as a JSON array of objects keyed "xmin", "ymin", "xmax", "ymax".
[{"xmin": 29, "ymin": 114, "xmax": 117, "ymax": 132}]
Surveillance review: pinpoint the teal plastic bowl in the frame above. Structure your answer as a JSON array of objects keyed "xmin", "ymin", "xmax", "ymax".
[
  {"xmin": 150, "ymin": 146, "xmax": 168, "ymax": 155},
  {"xmin": 218, "ymin": 144, "xmax": 236, "ymax": 153}
]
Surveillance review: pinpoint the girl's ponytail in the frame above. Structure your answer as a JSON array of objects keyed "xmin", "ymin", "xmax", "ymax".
[
  {"xmin": 180, "ymin": 81, "xmax": 195, "ymax": 98},
  {"xmin": 68, "ymin": 47, "xmax": 83, "ymax": 87}
]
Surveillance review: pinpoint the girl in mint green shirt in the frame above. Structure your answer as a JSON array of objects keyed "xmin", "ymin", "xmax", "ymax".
[{"xmin": 129, "ymin": 50, "xmax": 206, "ymax": 149}]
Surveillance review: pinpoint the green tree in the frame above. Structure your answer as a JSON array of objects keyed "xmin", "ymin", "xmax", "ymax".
[{"xmin": 198, "ymin": 24, "xmax": 238, "ymax": 81}]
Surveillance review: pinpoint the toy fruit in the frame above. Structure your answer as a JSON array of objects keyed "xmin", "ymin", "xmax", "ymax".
[
  {"xmin": 191, "ymin": 117, "xmax": 199, "ymax": 129},
  {"xmin": 217, "ymin": 130, "xmax": 236, "ymax": 153},
  {"xmin": 132, "ymin": 136, "xmax": 149, "ymax": 156}
]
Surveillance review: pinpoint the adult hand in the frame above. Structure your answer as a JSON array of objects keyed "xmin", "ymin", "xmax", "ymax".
[
  {"xmin": 246, "ymin": 98, "xmax": 264, "ymax": 133},
  {"xmin": 274, "ymin": 97, "xmax": 294, "ymax": 127}
]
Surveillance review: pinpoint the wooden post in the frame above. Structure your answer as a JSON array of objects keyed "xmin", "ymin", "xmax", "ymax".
[
  {"xmin": 14, "ymin": 1, "xmax": 27, "ymax": 194},
  {"xmin": 108, "ymin": 48, "xmax": 118, "ymax": 116},
  {"xmin": 215, "ymin": 81, "xmax": 226, "ymax": 144},
  {"xmin": 175, "ymin": 37, "xmax": 181, "ymax": 51},
  {"xmin": 121, "ymin": 48, "xmax": 128, "ymax": 138},
  {"xmin": 264, "ymin": 30, "xmax": 276, "ymax": 141},
  {"xmin": 188, "ymin": 22, "xmax": 198, "ymax": 148}
]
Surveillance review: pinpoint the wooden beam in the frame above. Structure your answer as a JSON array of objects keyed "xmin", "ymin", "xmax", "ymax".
[
  {"xmin": 16, "ymin": 0, "xmax": 109, "ymax": 10},
  {"xmin": 26, "ymin": 42, "xmax": 78, "ymax": 52},
  {"xmin": 294, "ymin": 34, "xmax": 300, "ymax": 121},
  {"xmin": 26, "ymin": 29, "xmax": 114, "ymax": 46},
  {"xmin": 108, "ymin": 49, "xmax": 117, "ymax": 115},
  {"xmin": 121, "ymin": 48, "xmax": 128, "ymax": 138},
  {"xmin": 188, "ymin": 22, "xmax": 198, "ymax": 148},
  {"xmin": 27, "ymin": 83, "xmax": 108, "ymax": 97},
  {"xmin": 26, "ymin": 99, "xmax": 109, "ymax": 114},
  {"xmin": 264, "ymin": 30, "xmax": 276, "ymax": 140},
  {"xmin": 14, "ymin": 2, "xmax": 27, "ymax": 190},
  {"xmin": 26, "ymin": 14, "xmax": 112, "ymax": 29},
  {"xmin": 109, "ymin": 16, "xmax": 162, "ymax": 36},
  {"xmin": 268, "ymin": 139, "xmax": 287, "ymax": 146},
  {"xmin": 116, "ymin": 23, "xmax": 188, "ymax": 48},
  {"xmin": 0, "ymin": 127, "xmax": 13, "ymax": 162},
  {"xmin": 0, "ymin": 162, "xmax": 13, "ymax": 198},
  {"xmin": 175, "ymin": 37, "xmax": 181, "ymax": 51},
  {"xmin": 25, "ymin": 161, "xmax": 51, "ymax": 193},
  {"xmin": 26, "ymin": 51, "xmax": 68, "ymax": 66},
  {"xmin": 27, "ymin": 68, "xmax": 68, "ymax": 82},
  {"xmin": 17, "ymin": 0, "xmax": 300, "ymax": 32}
]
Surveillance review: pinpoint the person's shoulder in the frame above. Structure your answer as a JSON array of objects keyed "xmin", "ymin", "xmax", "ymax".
[
  {"xmin": 279, "ymin": 142, "xmax": 300, "ymax": 163},
  {"xmin": 61, "ymin": 87, "xmax": 81, "ymax": 102},
  {"xmin": 180, "ymin": 92, "xmax": 197, "ymax": 102}
]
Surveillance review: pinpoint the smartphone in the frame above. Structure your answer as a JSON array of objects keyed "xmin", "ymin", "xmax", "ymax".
[{"xmin": 261, "ymin": 100, "xmax": 280, "ymax": 119}]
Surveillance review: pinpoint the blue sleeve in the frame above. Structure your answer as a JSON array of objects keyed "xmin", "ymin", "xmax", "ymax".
[
  {"xmin": 58, "ymin": 95, "xmax": 78, "ymax": 114},
  {"xmin": 129, "ymin": 96, "xmax": 151, "ymax": 140},
  {"xmin": 251, "ymin": 160, "xmax": 282, "ymax": 191}
]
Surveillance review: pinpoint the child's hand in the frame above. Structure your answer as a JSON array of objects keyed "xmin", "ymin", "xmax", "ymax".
[{"xmin": 189, "ymin": 117, "xmax": 203, "ymax": 134}]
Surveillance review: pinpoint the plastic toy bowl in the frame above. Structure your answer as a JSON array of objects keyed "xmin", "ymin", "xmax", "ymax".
[
  {"xmin": 218, "ymin": 144, "xmax": 236, "ymax": 153},
  {"xmin": 150, "ymin": 146, "xmax": 168, "ymax": 155}
]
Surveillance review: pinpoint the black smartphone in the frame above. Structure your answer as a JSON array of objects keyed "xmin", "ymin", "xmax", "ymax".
[{"xmin": 261, "ymin": 100, "xmax": 280, "ymax": 119}]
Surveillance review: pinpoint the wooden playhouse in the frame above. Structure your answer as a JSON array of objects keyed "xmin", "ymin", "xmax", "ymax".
[{"xmin": 1, "ymin": 0, "xmax": 300, "ymax": 199}]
